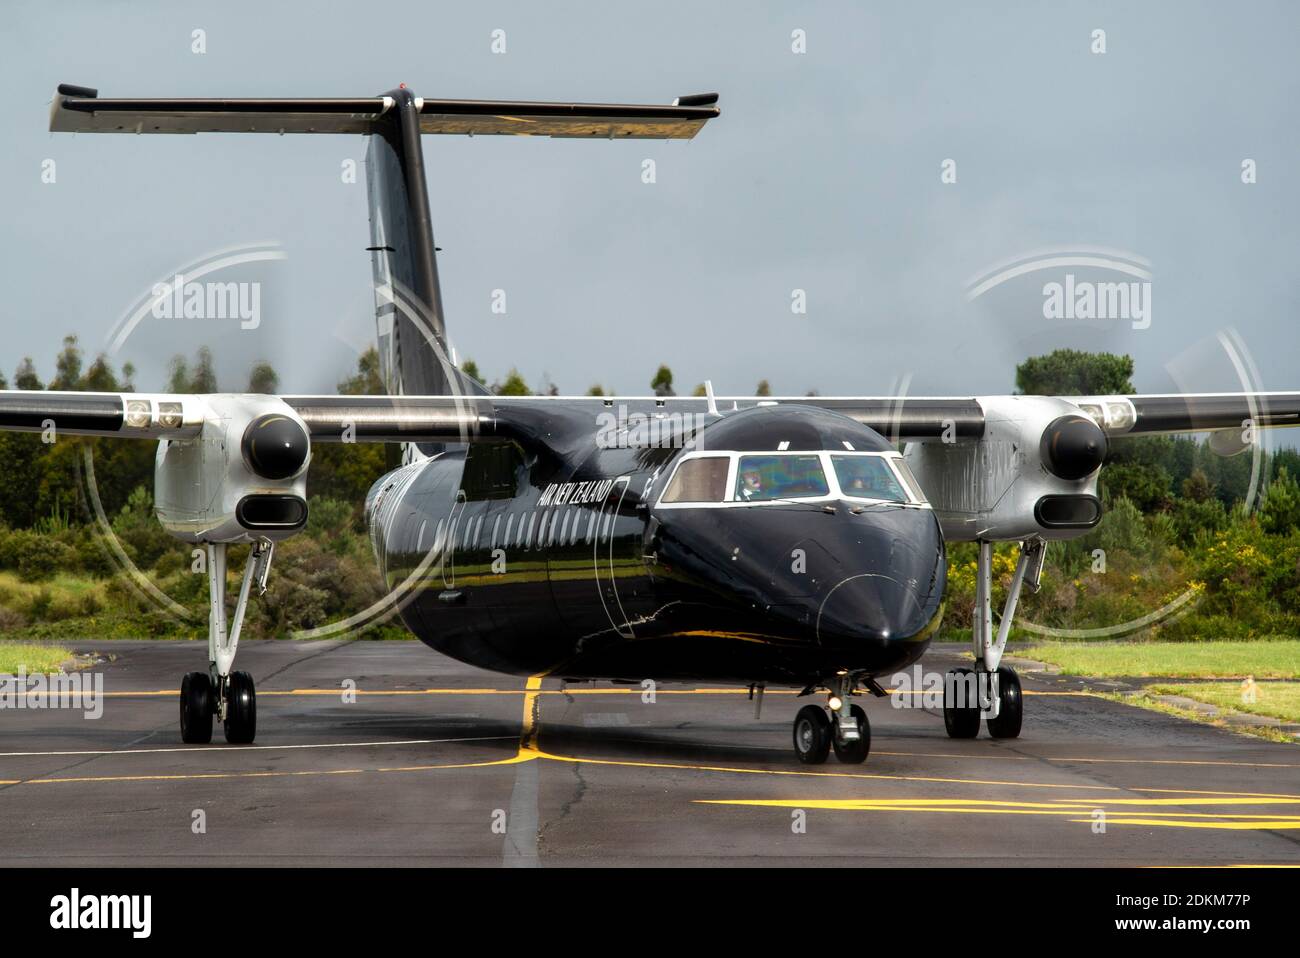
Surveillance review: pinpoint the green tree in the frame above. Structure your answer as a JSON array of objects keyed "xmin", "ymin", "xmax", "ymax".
[
  {"xmin": 165, "ymin": 346, "xmax": 218, "ymax": 393},
  {"xmin": 1181, "ymin": 468, "xmax": 1214, "ymax": 503},
  {"xmin": 306, "ymin": 349, "xmax": 389, "ymax": 506},
  {"xmin": 79, "ymin": 355, "xmax": 121, "ymax": 392},
  {"xmin": 1259, "ymin": 467, "xmax": 1300, "ymax": 535},
  {"xmin": 1100, "ymin": 459, "xmax": 1171, "ymax": 512},
  {"xmin": 585, "ymin": 384, "xmax": 607, "ymax": 397},
  {"xmin": 1015, "ymin": 349, "xmax": 1135, "ymax": 396},
  {"xmin": 650, "ymin": 364, "xmax": 675, "ymax": 397},
  {"xmin": 339, "ymin": 346, "xmax": 384, "ymax": 395},
  {"xmin": 192, "ymin": 346, "xmax": 217, "ymax": 393},
  {"xmin": 494, "ymin": 368, "xmax": 531, "ymax": 396},
  {"xmin": 460, "ymin": 358, "xmax": 482, "ymax": 384},
  {"xmin": 51, "ymin": 335, "xmax": 83, "ymax": 390},
  {"xmin": 248, "ymin": 360, "xmax": 279, "ymax": 394},
  {"xmin": 755, "ymin": 379, "xmax": 772, "ymax": 397},
  {"xmin": 14, "ymin": 357, "xmax": 43, "ymax": 390},
  {"xmin": 166, "ymin": 354, "xmax": 191, "ymax": 393}
]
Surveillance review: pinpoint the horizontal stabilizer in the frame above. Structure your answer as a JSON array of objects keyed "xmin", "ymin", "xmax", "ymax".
[{"xmin": 50, "ymin": 86, "xmax": 720, "ymax": 139}]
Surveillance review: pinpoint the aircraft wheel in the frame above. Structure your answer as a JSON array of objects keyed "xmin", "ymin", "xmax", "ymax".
[
  {"xmin": 793, "ymin": 704, "xmax": 832, "ymax": 764},
  {"xmin": 986, "ymin": 666, "xmax": 1023, "ymax": 739},
  {"xmin": 943, "ymin": 667, "xmax": 981, "ymax": 739},
  {"xmin": 831, "ymin": 704, "xmax": 871, "ymax": 764},
  {"xmin": 180, "ymin": 671, "xmax": 214, "ymax": 744},
  {"xmin": 223, "ymin": 671, "xmax": 257, "ymax": 744}
]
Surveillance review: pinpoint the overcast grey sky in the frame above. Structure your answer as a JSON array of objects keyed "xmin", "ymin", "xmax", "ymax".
[{"xmin": 3, "ymin": 0, "xmax": 1298, "ymax": 400}]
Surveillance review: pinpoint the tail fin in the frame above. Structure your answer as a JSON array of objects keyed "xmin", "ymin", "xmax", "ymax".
[
  {"xmin": 365, "ymin": 86, "xmax": 460, "ymax": 405},
  {"xmin": 50, "ymin": 82, "xmax": 720, "ymax": 418}
]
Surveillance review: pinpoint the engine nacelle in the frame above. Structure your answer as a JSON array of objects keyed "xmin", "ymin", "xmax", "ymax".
[
  {"xmin": 154, "ymin": 395, "xmax": 311, "ymax": 543},
  {"xmin": 904, "ymin": 395, "xmax": 1104, "ymax": 542}
]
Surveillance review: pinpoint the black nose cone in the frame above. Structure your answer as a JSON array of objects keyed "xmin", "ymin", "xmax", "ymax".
[
  {"xmin": 242, "ymin": 414, "xmax": 310, "ymax": 480},
  {"xmin": 814, "ymin": 507, "xmax": 946, "ymax": 649},
  {"xmin": 817, "ymin": 573, "xmax": 924, "ymax": 645},
  {"xmin": 1041, "ymin": 415, "xmax": 1107, "ymax": 480}
]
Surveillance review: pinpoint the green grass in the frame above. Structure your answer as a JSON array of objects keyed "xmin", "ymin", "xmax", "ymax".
[
  {"xmin": 1148, "ymin": 681, "xmax": 1300, "ymax": 724},
  {"xmin": 1016, "ymin": 639, "xmax": 1300, "ymax": 679},
  {"xmin": 0, "ymin": 641, "xmax": 74, "ymax": 673},
  {"xmin": 1098, "ymin": 691, "xmax": 1296, "ymax": 744}
]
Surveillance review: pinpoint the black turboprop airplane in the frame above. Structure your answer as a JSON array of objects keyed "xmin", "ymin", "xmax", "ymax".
[{"xmin": 5, "ymin": 83, "xmax": 1300, "ymax": 763}]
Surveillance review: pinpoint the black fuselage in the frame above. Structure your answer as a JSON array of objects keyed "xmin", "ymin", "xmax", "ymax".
[{"xmin": 365, "ymin": 403, "xmax": 947, "ymax": 686}]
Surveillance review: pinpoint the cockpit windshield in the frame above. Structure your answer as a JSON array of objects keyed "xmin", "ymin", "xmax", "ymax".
[
  {"xmin": 735, "ymin": 455, "xmax": 829, "ymax": 502},
  {"xmin": 830, "ymin": 455, "xmax": 908, "ymax": 503},
  {"xmin": 656, "ymin": 450, "xmax": 929, "ymax": 508}
]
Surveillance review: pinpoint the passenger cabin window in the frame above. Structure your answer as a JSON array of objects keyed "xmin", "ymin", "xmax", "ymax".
[
  {"xmin": 662, "ymin": 456, "xmax": 729, "ymax": 503},
  {"xmin": 735, "ymin": 455, "xmax": 828, "ymax": 502},
  {"xmin": 831, "ymin": 456, "xmax": 907, "ymax": 503}
]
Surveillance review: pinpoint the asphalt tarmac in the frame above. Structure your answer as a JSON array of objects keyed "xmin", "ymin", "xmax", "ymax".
[{"xmin": 0, "ymin": 640, "xmax": 1296, "ymax": 866}]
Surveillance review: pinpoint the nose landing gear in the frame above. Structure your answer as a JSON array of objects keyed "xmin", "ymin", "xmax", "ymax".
[
  {"xmin": 793, "ymin": 705, "xmax": 832, "ymax": 764},
  {"xmin": 791, "ymin": 677, "xmax": 872, "ymax": 764}
]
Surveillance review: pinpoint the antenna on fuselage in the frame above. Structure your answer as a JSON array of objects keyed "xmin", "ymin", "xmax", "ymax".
[{"xmin": 703, "ymin": 379, "xmax": 720, "ymax": 417}]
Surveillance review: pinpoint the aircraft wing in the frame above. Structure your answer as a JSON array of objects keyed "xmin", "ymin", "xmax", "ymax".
[
  {"xmin": 1060, "ymin": 392, "xmax": 1300, "ymax": 437},
  {"xmin": 770, "ymin": 391, "xmax": 1300, "ymax": 441},
  {"xmin": 0, "ymin": 391, "xmax": 497, "ymax": 443},
  {"xmin": 5, "ymin": 391, "xmax": 1299, "ymax": 445}
]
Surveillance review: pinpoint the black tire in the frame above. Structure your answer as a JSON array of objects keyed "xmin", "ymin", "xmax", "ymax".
[
  {"xmin": 943, "ymin": 667, "xmax": 981, "ymax": 739},
  {"xmin": 986, "ymin": 666, "xmax": 1023, "ymax": 739},
  {"xmin": 223, "ymin": 670, "xmax": 257, "ymax": 744},
  {"xmin": 831, "ymin": 704, "xmax": 871, "ymax": 764},
  {"xmin": 792, "ymin": 704, "xmax": 832, "ymax": 764},
  {"xmin": 180, "ymin": 671, "xmax": 214, "ymax": 744}
]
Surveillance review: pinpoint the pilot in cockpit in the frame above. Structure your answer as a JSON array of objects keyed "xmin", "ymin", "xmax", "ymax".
[
  {"xmin": 837, "ymin": 457, "xmax": 905, "ymax": 500},
  {"xmin": 737, "ymin": 468, "xmax": 765, "ymax": 500}
]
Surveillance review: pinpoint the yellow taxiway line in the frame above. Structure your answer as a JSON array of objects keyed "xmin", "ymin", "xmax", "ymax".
[{"xmin": 5, "ymin": 672, "xmax": 1298, "ymax": 842}]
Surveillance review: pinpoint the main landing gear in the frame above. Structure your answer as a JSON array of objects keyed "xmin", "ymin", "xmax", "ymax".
[
  {"xmin": 943, "ymin": 538, "xmax": 1042, "ymax": 740},
  {"xmin": 179, "ymin": 539, "xmax": 273, "ymax": 745},
  {"xmin": 792, "ymin": 675, "xmax": 873, "ymax": 765}
]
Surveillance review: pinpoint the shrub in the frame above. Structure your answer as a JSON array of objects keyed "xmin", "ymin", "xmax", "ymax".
[
  {"xmin": 1259, "ymin": 467, "xmax": 1300, "ymax": 536},
  {"xmin": 111, "ymin": 485, "xmax": 176, "ymax": 570},
  {"xmin": 0, "ymin": 531, "xmax": 76, "ymax": 581}
]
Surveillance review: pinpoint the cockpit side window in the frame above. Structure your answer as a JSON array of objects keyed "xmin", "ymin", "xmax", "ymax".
[
  {"xmin": 735, "ymin": 455, "xmax": 829, "ymax": 502},
  {"xmin": 661, "ymin": 455, "xmax": 730, "ymax": 503},
  {"xmin": 891, "ymin": 458, "xmax": 929, "ymax": 504},
  {"xmin": 830, "ymin": 455, "xmax": 908, "ymax": 503}
]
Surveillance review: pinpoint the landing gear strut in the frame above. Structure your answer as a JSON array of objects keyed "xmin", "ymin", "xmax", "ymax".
[
  {"xmin": 792, "ymin": 676, "xmax": 872, "ymax": 764},
  {"xmin": 178, "ymin": 538, "xmax": 273, "ymax": 745},
  {"xmin": 943, "ymin": 538, "xmax": 1042, "ymax": 740}
]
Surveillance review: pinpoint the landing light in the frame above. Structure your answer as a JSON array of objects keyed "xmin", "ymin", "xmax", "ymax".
[{"xmin": 827, "ymin": 695, "xmax": 843, "ymax": 711}]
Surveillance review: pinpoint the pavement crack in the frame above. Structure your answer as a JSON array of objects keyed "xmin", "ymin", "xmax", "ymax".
[
  {"xmin": 539, "ymin": 758, "xmax": 588, "ymax": 851},
  {"xmin": 256, "ymin": 638, "xmax": 359, "ymax": 686}
]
